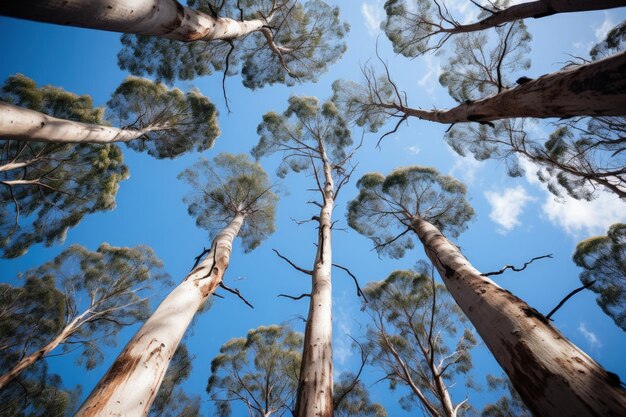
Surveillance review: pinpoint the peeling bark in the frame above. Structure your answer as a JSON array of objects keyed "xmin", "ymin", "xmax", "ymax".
[
  {"xmin": 0, "ymin": 102, "xmax": 149, "ymax": 144},
  {"xmin": 388, "ymin": 51, "xmax": 626, "ymax": 123},
  {"xmin": 0, "ymin": 0, "xmax": 265, "ymax": 42},
  {"xmin": 74, "ymin": 214, "xmax": 244, "ymax": 417},
  {"xmin": 295, "ymin": 146, "xmax": 334, "ymax": 417},
  {"xmin": 411, "ymin": 217, "xmax": 626, "ymax": 417}
]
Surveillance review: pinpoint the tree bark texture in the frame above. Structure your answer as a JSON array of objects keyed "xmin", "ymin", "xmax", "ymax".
[
  {"xmin": 0, "ymin": 102, "xmax": 146, "ymax": 144},
  {"xmin": 449, "ymin": 0, "xmax": 626, "ymax": 33},
  {"xmin": 74, "ymin": 214, "xmax": 244, "ymax": 417},
  {"xmin": 411, "ymin": 217, "xmax": 626, "ymax": 417},
  {"xmin": 0, "ymin": 0, "xmax": 265, "ymax": 42},
  {"xmin": 393, "ymin": 51, "xmax": 626, "ymax": 123},
  {"xmin": 295, "ymin": 153, "xmax": 335, "ymax": 417},
  {"xmin": 0, "ymin": 316, "xmax": 80, "ymax": 390}
]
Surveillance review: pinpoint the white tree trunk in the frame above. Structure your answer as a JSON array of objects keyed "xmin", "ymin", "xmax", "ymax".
[
  {"xmin": 295, "ymin": 154, "xmax": 335, "ymax": 417},
  {"xmin": 451, "ymin": 0, "xmax": 626, "ymax": 33},
  {"xmin": 74, "ymin": 213, "xmax": 244, "ymax": 417},
  {"xmin": 411, "ymin": 217, "xmax": 626, "ymax": 417},
  {"xmin": 0, "ymin": 0, "xmax": 265, "ymax": 42},
  {"xmin": 390, "ymin": 51, "xmax": 626, "ymax": 123},
  {"xmin": 0, "ymin": 102, "xmax": 146, "ymax": 144}
]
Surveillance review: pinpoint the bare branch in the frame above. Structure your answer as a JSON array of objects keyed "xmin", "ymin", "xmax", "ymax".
[
  {"xmin": 273, "ymin": 249, "xmax": 313, "ymax": 275},
  {"xmin": 332, "ymin": 263, "xmax": 367, "ymax": 302},
  {"xmin": 546, "ymin": 280, "xmax": 596, "ymax": 321},
  {"xmin": 219, "ymin": 282, "xmax": 254, "ymax": 309},
  {"xmin": 482, "ymin": 254, "xmax": 553, "ymax": 277},
  {"xmin": 277, "ymin": 293, "xmax": 311, "ymax": 301}
]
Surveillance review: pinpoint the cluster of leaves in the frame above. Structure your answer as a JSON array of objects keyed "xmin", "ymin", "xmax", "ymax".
[{"xmin": 0, "ymin": 74, "xmax": 129, "ymax": 258}]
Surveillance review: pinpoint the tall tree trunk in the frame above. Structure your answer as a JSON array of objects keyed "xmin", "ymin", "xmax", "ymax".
[
  {"xmin": 295, "ymin": 149, "xmax": 335, "ymax": 417},
  {"xmin": 387, "ymin": 51, "xmax": 626, "ymax": 123},
  {"xmin": 0, "ymin": 0, "xmax": 265, "ymax": 42},
  {"xmin": 0, "ymin": 316, "xmax": 80, "ymax": 390},
  {"xmin": 446, "ymin": 0, "xmax": 626, "ymax": 34},
  {"xmin": 0, "ymin": 102, "xmax": 148, "ymax": 144},
  {"xmin": 74, "ymin": 213, "xmax": 245, "ymax": 417},
  {"xmin": 410, "ymin": 217, "xmax": 626, "ymax": 417}
]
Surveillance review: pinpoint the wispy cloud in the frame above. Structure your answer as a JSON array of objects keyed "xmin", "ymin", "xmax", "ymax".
[
  {"xmin": 594, "ymin": 12, "xmax": 615, "ymax": 42},
  {"xmin": 578, "ymin": 322, "xmax": 602, "ymax": 350},
  {"xmin": 416, "ymin": 54, "xmax": 442, "ymax": 99},
  {"xmin": 406, "ymin": 145, "xmax": 421, "ymax": 155},
  {"xmin": 449, "ymin": 152, "xmax": 481, "ymax": 185},
  {"xmin": 361, "ymin": 1, "xmax": 384, "ymax": 36},
  {"xmin": 484, "ymin": 186, "xmax": 535, "ymax": 233}
]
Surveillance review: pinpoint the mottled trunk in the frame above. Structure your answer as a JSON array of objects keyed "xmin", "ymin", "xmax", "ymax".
[
  {"xmin": 411, "ymin": 217, "xmax": 626, "ymax": 417},
  {"xmin": 432, "ymin": 370, "xmax": 455, "ymax": 417},
  {"xmin": 295, "ymin": 151, "xmax": 335, "ymax": 417},
  {"xmin": 0, "ymin": 0, "xmax": 265, "ymax": 42},
  {"xmin": 0, "ymin": 316, "xmax": 80, "ymax": 390},
  {"xmin": 449, "ymin": 0, "xmax": 626, "ymax": 33},
  {"xmin": 0, "ymin": 102, "xmax": 146, "ymax": 144},
  {"xmin": 392, "ymin": 51, "xmax": 626, "ymax": 123},
  {"xmin": 74, "ymin": 213, "xmax": 244, "ymax": 417}
]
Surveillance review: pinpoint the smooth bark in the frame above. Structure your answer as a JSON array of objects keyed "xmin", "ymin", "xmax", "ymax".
[
  {"xmin": 388, "ymin": 51, "xmax": 626, "ymax": 123},
  {"xmin": 295, "ymin": 144, "xmax": 335, "ymax": 417},
  {"xmin": 0, "ymin": 0, "xmax": 265, "ymax": 42},
  {"xmin": 74, "ymin": 213, "xmax": 244, "ymax": 417},
  {"xmin": 0, "ymin": 102, "xmax": 148, "ymax": 144},
  {"xmin": 411, "ymin": 217, "xmax": 626, "ymax": 417},
  {"xmin": 446, "ymin": 1, "xmax": 626, "ymax": 34}
]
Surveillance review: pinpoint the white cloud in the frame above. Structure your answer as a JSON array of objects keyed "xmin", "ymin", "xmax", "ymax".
[
  {"xmin": 484, "ymin": 186, "xmax": 536, "ymax": 233},
  {"xmin": 361, "ymin": 1, "xmax": 384, "ymax": 36},
  {"xmin": 594, "ymin": 12, "xmax": 615, "ymax": 42},
  {"xmin": 416, "ymin": 54, "xmax": 442, "ymax": 99},
  {"xmin": 406, "ymin": 145, "xmax": 421, "ymax": 155},
  {"xmin": 333, "ymin": 301, "xmax": 355, "ymax": 368},
  {"xmin": 518, "ymin": 158, "xmax": 626, "ymax": 238},
  {"xmin": 578, "ymin": 322, "xmax": 602, "ymax": 350},
  {"xmin": 449, "ymin": 152, "xmax": 481, "ymax": 185}
]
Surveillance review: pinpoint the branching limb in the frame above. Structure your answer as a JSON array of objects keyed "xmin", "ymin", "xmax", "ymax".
[
  {"xmin": 332, "ymin": 263, "xmax": 367, "ymax": 302},
  {"xmin": 482, "ymin": 254, "xmax": 553, "ymax": 277},
  {"xmin": 219, "ymin": 282, "xmax": 254, "ymax": 309},
  {"xmin": 546, "ymin": 280, "xmax": 596, "ymax": 321},
  {"xmin": 278, "ymin": 293, "xmax": 311, "ymax": 301},
  {"xmin": 190, "ymin": 246, "xmax": 211, "ymax": 271},
  {"xmin": 273, "ymin": 249, "xmax": 313, "ymax": 275}
]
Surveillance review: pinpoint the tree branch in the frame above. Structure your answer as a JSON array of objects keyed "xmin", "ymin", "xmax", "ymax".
[
  {"xmin": 482, "ymin": 254, "xmax": 553, "ymax": 277},
  {"xmin": 278, "ymin": 293, "xmax": 311, "ymax": 301},
  {"xmin": 219, "ymin": 282, "xmax": 254, "ymax": 309},
  {"xmin": 272, "ymin": 249, "xmax": 313, "ymax": 275},
  {"xmin": 546, "ymin": 280, "xmax": 596, "ymax": 321},
  {"xmin": 332, "ymin": 263, "xmax": 367, "ymax": 302}
]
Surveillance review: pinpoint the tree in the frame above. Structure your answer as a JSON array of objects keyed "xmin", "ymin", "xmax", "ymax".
[
  {"xmin": 573, "ymin": 223, "xmax": 626, "ymax": 331},
  {"xmin": 0, "ymin": 74, "xmax": 129, "ymax": 258},
  {"xmin": 362, "ymin": 268, "xmax": 476, "ymax": 417},
  {"xmin": 253, "ymin": 95, "xmax": 356, "ymax": 417},
  {"xmin": 149, "ymin": 344, "xmax": 201, "ymax": 417},
  {"xmin": 382, "ymin": 0, "xmax": 625, "ymax": 56},
  {"xmin": 75, "ymin": 153, "xmax": 277, "ymax": 417},
  {"xmin": 347, "ymin": 165, "xmax": 626, "ymax": 417},
  {"xmin": 0, "ymin": 0, "xmax": 349, "ymax": 88},
  {"xmin": 207, "ymin": 324, "xmax": 386, "ymax": 417},
  {"xmin": 481, "ymin": 374, "xmax": 532, "ymax": 417},
  {"xmin": 0, "ymin": 243, "xmax": 169, "ymax": 390}
]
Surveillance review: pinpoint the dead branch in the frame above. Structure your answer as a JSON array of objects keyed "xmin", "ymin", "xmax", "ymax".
[
  {"xmin": 278, "ymin": 293, "xmax": 311, "ymax": 301},
  {"xmin": 482, "ymin": 254, "xmax": 553, "ymax": 277},
  {"xmin": 190, "ymin": 246, "xmax": 211, "ymax": 271},
  {"xmin": 546, "ymin": 280, "xmax": 596, "ymax": 321},
  {"xmin": 273, "ymin": 248, "xmax": 313, "ymax": 275},
  {"xmin": 219, "ymin": 282, "xmax": 254, "ymax": 309},
  {"xmin": 332, "ymin": 263, "xmax": 367, "ymax": 302}
]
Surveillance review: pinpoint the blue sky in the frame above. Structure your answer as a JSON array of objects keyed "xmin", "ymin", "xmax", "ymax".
[{"xmin": 1, "ymin": 1, "xmax": 625, "ymax": 415}]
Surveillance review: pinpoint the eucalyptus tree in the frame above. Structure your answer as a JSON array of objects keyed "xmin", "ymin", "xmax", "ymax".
[
  {"xmin": 149, "ymin": 344, "xmax": 201, "ymax": 417},
  {"xmin": 362, "ymin": 269, "xmax": 476, "ymax": 417},
  {"xmin": 0, "ymin": 74, "xmax": 219, "ymax": 257},
  {"xmin": 75, "ymin": 153, "xmax": 277, "ymax": 417},
  {"xmin": 382, "ymin": 0, "xmax": 625, "ymax": 56},
  {"xmin": 0, "ymin": 243, "xmax": 169, "ymax": 391},
  {"xmin": 207, "ymin": 325, "xmax": 386, "ymax": 417},
  {"xmin": 253, "ymin": 95, "xmax": 356, "ymax": 417},
  {"xmin": 0, "ymin": 0, "xmax": 349, "ymax": 88},
  {"xmin": 347, "ymin": 166, "xmax": 626, "ymax": 416},
  {"xmin": 573, "ymin": 223, "xmax": 626, "ymax": 331}
]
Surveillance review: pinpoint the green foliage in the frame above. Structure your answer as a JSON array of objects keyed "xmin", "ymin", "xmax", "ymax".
[
  {"xmin": 334, "ymin": 373, "xmax": 387, "ymax": 417},
  {"xmin": 573, "ymin": 224, "xmax": 626, "ymax": 331},
  {"xmin": 118, "ymin": 0, "xmax": 348, "ymax": 88},
  {"xmin": 0, "ymin": 74, "xmax": 129, "ymax": 258},
  {"xmin": 590, "ymin": 20, "xmax": 626, "ymax": 60},
  {"xmin": 253, "ymin": 95, "xmax": 352, "ymax": 178},
  {"xmin": 207, "ymin": 325, "xmax": 302, "ymax": 416},
  {"xmin": 149, "ymin": 344, "xmax": 201, "ymax": 417},
  {"xmin": 439, "ymin": 20, "xmax": 531, "ymax": 102},
  {"xmin": 348, "ymin": 166, "xmax": 474, "ymax": 259},
  {"xmin": 179, "ymin": 152, "xmax": 278, "ymax": 252},
  {"xmin": 481, "ymin": 375, "xmax": 533, "ymax": 417},
  {"xmin": 362, "ymin": 269, "xmax": 476, "ymax": 413},
  {"xmin": 107, "ymin": 76, "xmax": 220, "ymax": 158}
]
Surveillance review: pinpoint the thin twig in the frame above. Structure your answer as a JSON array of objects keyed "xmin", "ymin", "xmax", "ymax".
[
  {"xmin": 219, "ymin": 282, "xmax": 254, "ymax": 309},
  {"xmin": 273, "ymin": 249, "xmax": 313, "ymax": 275},
  {"xmin": 482, "ymin": 254, "xmax": 553, "ymax": 277},
  {"xmin": 278, "ymin": 293, "xmax": 311, "ymax": 301},
  {"xmin": 546, "ymin": 281, "xmax": 596, "ymax": 321},
  {"xmin": 332, "ymin": 263, "xmax": 367, "ymax": 302}
]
